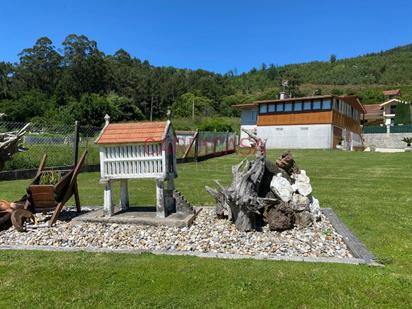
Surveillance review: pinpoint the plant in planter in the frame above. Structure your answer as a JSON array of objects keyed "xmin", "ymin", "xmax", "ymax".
[
  {"xmin": 39, "ymin": 170, "xmax": 62, "ymax": 185},
  {"xmin": 402, "ymin": 137, "xmax": 412, "ymax": 152}
]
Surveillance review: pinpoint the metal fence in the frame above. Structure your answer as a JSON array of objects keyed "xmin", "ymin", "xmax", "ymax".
[
  {"xmin": 363, "ymin": 124, "xmax": 412, "ymax": 134},
  {"xmin": 0, "ymin": 121, "xmax": 102, "ymax": 171}
]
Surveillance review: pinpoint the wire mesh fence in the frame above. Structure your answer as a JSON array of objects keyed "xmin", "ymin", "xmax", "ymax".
[
  {"xmin": 1, "ymin": 121, "xmax": 238, "ymax": 172},
  {"xmin": 0, "ymin": 121, "xmax": 102, "ymax": 171}
]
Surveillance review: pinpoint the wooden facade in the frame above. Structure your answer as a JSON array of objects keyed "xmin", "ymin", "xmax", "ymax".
[
  {"xmin": 258, "ymin": 111, "xmax": 333, "ymax": 126},
  {"xmin": 331, "ymin": 111, "xmax": 362, "ymax": 134}
]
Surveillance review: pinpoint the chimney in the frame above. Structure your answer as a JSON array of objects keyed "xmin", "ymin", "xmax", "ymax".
[{"xmin": 279, "ymin": 92, "xmax": 289, "ymax": 100}]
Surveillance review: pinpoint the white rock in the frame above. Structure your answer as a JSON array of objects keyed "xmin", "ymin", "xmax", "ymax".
[
  {"xmin": 293, "ymin": 170, "xmax": 312, "ymax": 196},
  {"xmin": 270, "ymin": 174, "xmax": 293, "ymax": 202},
  {"xmin": 309, "ymin": 197, "xmax": 322, "ymax": 221},
  {"xmin": 291, "ymin": 193, "xmax": 310, "ymax": 211}
]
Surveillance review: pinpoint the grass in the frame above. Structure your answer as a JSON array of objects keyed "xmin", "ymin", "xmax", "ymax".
[{"xmin": 1, "ymin": 150, "xmax": 412, "ymax": 308}]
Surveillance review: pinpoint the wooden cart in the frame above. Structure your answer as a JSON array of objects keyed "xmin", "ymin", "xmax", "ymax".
[{"xmin": 19, "ymin": 150, "xmax": 88, "ymax": 226}]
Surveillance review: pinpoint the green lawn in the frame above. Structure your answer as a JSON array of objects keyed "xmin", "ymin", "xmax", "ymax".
[{"xmin": 0, "ymin": 150, "xmax": 411, "ymax": 308}]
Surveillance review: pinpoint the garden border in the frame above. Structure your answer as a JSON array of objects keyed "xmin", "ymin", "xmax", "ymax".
[{"xmin": 0, "ymin": 208, "xmax": 381, "ymax": 266}]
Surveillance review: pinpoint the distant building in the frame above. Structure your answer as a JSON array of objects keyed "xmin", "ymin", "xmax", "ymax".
[
  {"xmin": 363, "ymin": 89, "xmax": 412, "ymax": 128},
  {"xmin": 383, "ymin": 89, "xmax": 401, "ymax": 98},
  {"xmin": 233, "ymin": 95, "xmax": 365, "ymax": 150}
]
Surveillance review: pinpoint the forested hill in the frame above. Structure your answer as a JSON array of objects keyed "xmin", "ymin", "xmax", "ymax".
[{"xmin": 1, "ymin": 35, "xmax": 411, "ymax": 127}]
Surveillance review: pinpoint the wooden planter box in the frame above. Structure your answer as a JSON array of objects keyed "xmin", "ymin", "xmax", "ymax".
[{"xmin": 28, "ymin": 184, "xmax": 58, "ymax": 210}]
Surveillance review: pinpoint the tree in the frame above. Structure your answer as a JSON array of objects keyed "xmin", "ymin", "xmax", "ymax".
[
  {"xmin": 59, "ymin": 94, "xmax": 120, "ymax": 126},
  {"xmin": 171, "ymin": 92, "xmax": 215, "ymax": 118},
  {"xmin": 0, "ymin": 90, "xmax": 55, "ymax": 122},
  {"xmin": 330, "ymin": 54, "xmax": 337, "ymax": 64},
  {"xmin": 17, "ymin": 37, "xmax": 62, "ymax": 93},
  {"xmin": 106, "ymin": 93, "xmax": 144, "ymax": 121},
  {"xmin": 58, "ymin": 34, "xmax": 109, "ymax": 98},
  {"xmin": 0, "ymin": 62, "xmax": 14, "ymax": 99}
]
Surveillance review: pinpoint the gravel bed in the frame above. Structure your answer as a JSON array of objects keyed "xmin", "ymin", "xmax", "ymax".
[{"xmin": 0, "ymin": 208, "xmax": 352, "ymax": 258}]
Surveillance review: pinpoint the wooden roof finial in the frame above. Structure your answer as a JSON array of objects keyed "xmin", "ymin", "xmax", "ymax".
[{"xmin": 166, "ymin": 109, "xmax": 172, "ymax": 121}]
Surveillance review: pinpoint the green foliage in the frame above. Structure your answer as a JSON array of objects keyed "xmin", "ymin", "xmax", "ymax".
[
  {"xmin": 171, "ymin": 92, "xmax": 215, "ymax": 118},
  {"xmin": 172, "ymin": 116, "xmax": 239, "ymax": 133},
  {"xmin": 39, "ymin": 170, "xmax": 62, "ymax": 185},
  {"xmin": 356, "ymin": 88, "xmax": 385, "ymax": 104},
  {"xmin": 56, "ymin": 94, "xmax": 120, "ymax": 127},
  {"xmin": 2, "ymin": 35, "xmax": 412, "ymax": 126},
  {"xmin": 402, "ymin": 137, "xmax": 412, "ymax": 146},
  {"xmin": 106, "ymin": 93, "xmax": 144, "ymax": 121},
  {"xmin": 197, "ymin": 118, "xmax": 234, "ymax": 132},
  {"xmin": 0, "ymin": 90, "xmax": 55, "ymax": 122},
  {"xmin": 394, "ymin": 103, "xmax": 412, "ymax": 125}
]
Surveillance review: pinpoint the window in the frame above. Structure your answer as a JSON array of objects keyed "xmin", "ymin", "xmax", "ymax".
[
  {"xmin": 259, "ymin": 104, "xmax": 267, "ymax": 113},
  {"xmin": 322, "ymin": 99, "xmax": 331, "ymax": 110},
  {"xmin": 285, "ymin": 102, "xmax": 293, "ymax": 112},
  {"xmin": 268, "ymin": 104, "xmax": 275, "ymax": 112},
  {"xmin": 251, "ymin": 111, "xmax": 257, "ymax": 121},
  {"xmin": 276, "ymin": 103, "xmax": 284, "ymax": 112},
  {"xmin": 294, "ymin": 101, "xmax": 302, "ymax": 111},
  {"xmin": 313, "ymin": 100, "xmax": 321, "ymax": 110},
  {"xmin": 304, "ymin": 101, "xmax": 312, "ymax": 111}
]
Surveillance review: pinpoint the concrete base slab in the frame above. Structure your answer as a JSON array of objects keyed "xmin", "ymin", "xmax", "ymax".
[{"xmin": 72, "ymin": 207, "xmax": 199, "ymax": 228}]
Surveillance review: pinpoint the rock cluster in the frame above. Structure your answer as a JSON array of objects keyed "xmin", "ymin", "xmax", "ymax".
[
  {"xmin": 207, "ymin": 148, "xmax": 323, "ymax": 232},
  {"xmin": 0, "ymin": 208, "xmax": 352, "ymax": 259},
  {"xmin": 267, "ymin": 168, "xmax": 321, "ymax": 231}
]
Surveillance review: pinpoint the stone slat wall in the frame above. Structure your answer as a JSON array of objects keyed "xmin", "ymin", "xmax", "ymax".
[{"xmin": 363, "ymin": 133, "xmax": 409, "ymax": 149}]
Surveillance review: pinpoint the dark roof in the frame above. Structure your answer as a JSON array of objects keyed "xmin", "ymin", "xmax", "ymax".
[
  {"xmin": 232, "ymin": 95, "xmax": 366, "ymax": 114},
  {"xmin": 363, "ymin": 104, "xmax": 383, "ymax": 115},
  {"xmin": 383, "ymin": 89, "xmax": 401, "ymax": 96},
  {"xmin": 96, "ymin": 121, "xmax": 168, "ymax": 145},
  {"xmin": 231, "ymin": 103, "xmax": 258, "ymax": 109},
  {"xmin": 254, "ymin": 95, "xmax": 333, "ymax": 104}
]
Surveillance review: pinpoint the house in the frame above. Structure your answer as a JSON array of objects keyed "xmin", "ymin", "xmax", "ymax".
[
  {"xmin": 233, "ymin": 94, "xmax": 366, "ymax": 150},
  {"xmin": 383, "ymin": 89, "xmax": 401, "ymax": 98},
  {"xmin": 363, "ymin": 89, "xmax": 412, "ymax": 128}
]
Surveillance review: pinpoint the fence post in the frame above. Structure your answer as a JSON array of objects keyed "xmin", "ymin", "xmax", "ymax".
[
  {"xmin": 74, "ymin": 121, "xmax": 80, "ymax": 166},
  {"xmin": 194, "ymin": 129, "xmax": 199, "ymax": 162}
]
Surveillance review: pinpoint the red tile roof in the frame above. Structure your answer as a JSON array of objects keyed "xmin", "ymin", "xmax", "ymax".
[
  {"xmin": 363, "ymin": 104, "xmax": 383, "ymax": 115},
  {"xmin": 96, "ymin": 121, "xmax": 168, "ymax": 144},
  {"xmin": 383, "ymin": 89, "xmax": 401, "ymax": 96}
]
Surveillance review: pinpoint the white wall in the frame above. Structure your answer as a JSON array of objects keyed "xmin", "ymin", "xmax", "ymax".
[{"xmin": 257, "ymin": 124, "xmax": 333, "ymax": 149}]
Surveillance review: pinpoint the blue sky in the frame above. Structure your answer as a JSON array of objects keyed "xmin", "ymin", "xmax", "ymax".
[{"xmin": 1, "ymin": 0, "xmax": 411, "ymax": 73}]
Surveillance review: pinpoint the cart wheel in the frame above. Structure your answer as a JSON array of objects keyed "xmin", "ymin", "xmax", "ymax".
[{"xmin": 11, "ymin": 209, "xmax": 35, "ymax": 232}]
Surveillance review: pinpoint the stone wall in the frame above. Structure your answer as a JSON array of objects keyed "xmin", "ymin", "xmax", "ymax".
[{"xmin": 363, "ymin": 133, "xmax": 409, "ymax": 149}]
